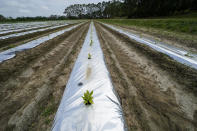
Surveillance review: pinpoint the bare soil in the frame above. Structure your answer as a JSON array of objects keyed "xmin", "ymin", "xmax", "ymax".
[
  {"xmin": 0, "ymin": 22, "xmax": 89, "ymax": 131},
  {"xmin": 95, "ymin": 22, "xmax": 197, "ymax": 131}
]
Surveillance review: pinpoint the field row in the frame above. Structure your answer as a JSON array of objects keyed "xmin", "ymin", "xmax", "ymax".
[
  {"xmin": 95, "ymin": 22, "xmax": 197, "ymax": 130},
  {"xmin": 0, "ymin": 22, "xmax": 89, "ymax": 130},
  {"xmin": 0, "ymin": 21, "xmax": 83, "ymax": 53},
  {"xmin": 0, "ymin": 21, "xmax": 79, "ymax": 34},
  {"xmin": 0, "ymin": 21, "xmax": 196, "ymax": 130}
]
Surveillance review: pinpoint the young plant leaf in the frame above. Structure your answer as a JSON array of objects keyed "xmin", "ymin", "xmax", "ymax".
[
  {"xmin": 90, "ymin": 40, "xmax": 93, "ymax": 46},
  {"xmin": 88, "ymin": 53, "xmax": 91, "ymax": 59},
  {"xmin": 82, "ymin": 90, "xmax": 94, "ymax": 105}
]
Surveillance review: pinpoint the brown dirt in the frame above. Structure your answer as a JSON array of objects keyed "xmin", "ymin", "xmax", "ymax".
[
  {"xmin": 95, "ymin": 22, "xmax": 197, "ymax": 131},
  {"xmin": 0, "ymin": 22, "xmax": 89, "ymax": 131},
  {"xmin": 99, "ymin": 22, "xmax": 197, "ymax": 92}
]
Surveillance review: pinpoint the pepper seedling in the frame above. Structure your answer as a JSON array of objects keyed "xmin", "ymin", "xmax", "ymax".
[
  {"xmin": 88, "ymin": 53, "xmax": 91, "ymax": 59},
  {"xmin": 90, "ymin": 40, "xmax": 93, "ymax": 46},
  {"xmin": 185, "ymin": 53, "xmax": 193, "ymax": 58},
  {"xmin": 82, "ymin": 90, "xmax": 94, "ymax": 105}
]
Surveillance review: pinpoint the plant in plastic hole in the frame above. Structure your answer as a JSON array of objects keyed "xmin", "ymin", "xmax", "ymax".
[
  {"xmin": 82, "ymin": 90, "xmax": 94, "ymax": 105},
  {"xmin": 88, "ymin": 53, "xmax": 91, "ymax": 59},
  {"xmin": 185, "ymin": 52, "xmax": 193, "ymax": 58},
  {"xmin": 90, "ymin": 40, "xmax": 93, "ymax": 46}
]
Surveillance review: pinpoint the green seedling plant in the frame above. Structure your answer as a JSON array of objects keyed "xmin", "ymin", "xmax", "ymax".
[
  {"xmin": 82, "ymin": 90, "xmax": 94, "ymax": 105},
  {"xmin": 88, "ymin": 53, "xmax": 91, "ymax": 59},
  {"xmin": 185, "ymin": 53, "xmax": 193, "ymax": 58},
  {"xmin": 90, "ymin": 40, "xmax": 93, "ymax": 46}
]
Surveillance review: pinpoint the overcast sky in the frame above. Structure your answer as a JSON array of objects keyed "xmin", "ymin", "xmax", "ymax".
[{"xmin": 0, "ymin": 0, "xmax": 110, "ymax": 18}]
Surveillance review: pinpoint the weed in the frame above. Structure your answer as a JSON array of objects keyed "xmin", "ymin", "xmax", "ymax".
[
  {"xmin": 44, "ymin": 119, "xmax": 52, "ymax": 125},
  {"xmin": 82, "ymin": 90, "xmax": 94, "ymax": 105},
  {"xmin": 88, "ymin": 53, "xmax": 91, "ymax": 59},
  {"xmin": 3, "ymin": 44, "xmax": 16, "ymax": 50},
  {"xmin": 42, "ymin": 105, "xmax": 56, "ymax": 117}
]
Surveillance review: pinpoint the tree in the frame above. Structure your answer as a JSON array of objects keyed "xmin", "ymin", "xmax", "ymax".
[{"xmin": 0, "ymin": 14, "xmax": 6, "ymax": 21}]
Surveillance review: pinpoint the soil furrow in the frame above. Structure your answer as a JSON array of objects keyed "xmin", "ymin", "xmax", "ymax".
[
  {"xmin": 0, "ymin": 22, "xmax": 87, "ymax": 84},
  {"xmin": 99, "ymin": 23, "xmax": 197, "ymax": 91},
  {"xmin": 95, "ymin": 22, "xmax": 197, "ymax": 131},
  {"xmin": 0, "ymin": 22, "xmax": 89, "ymax": 130}
]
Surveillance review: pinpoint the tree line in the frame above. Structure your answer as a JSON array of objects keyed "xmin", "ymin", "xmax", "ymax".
[
  {"xmin": 64, "ymin": 0, "xmax": 197, "ymax": 18},
  {"xmin": 0, "ymin": 15, "xmax": 68, "ymax": 22},
  {"xmin": 0, "ymin": 0, "xmax": 196, "ymax": 21}
]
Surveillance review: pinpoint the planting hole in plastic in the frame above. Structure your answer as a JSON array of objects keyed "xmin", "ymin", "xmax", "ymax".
[{"xmin": 78, "ymin": 82, "xmax": 83, "ymax": 86}]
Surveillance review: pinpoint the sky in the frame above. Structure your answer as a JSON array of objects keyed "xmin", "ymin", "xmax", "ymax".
[{"xmin": 0, "ymin": 0, "xmax": 110, "ymax": 18}]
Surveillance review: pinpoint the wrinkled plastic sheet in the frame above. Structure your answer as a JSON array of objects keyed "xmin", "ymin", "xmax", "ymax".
[
  {"xmin": 0, "ymin": 23, "xmax": 69, "ymax": 39},
  {"xmin": 0, "ymin": 21, "xmax": 76, "ymax": 34},
  {"xmin": 0, "ymin": 23, "xmax": 82, "ymax": 63},
  {"xmin": 0, "ymin": 24, "xmax": 50, "ymax": 35},
  {"xmin": 52, "ymin": 22, "xmax": 126, "ymax": 131},
  {"xmin": 0, "ymin": 22, "xmax": 46, "ymax": 33},
  {"xmin": 103, "ymin": 23, "xmax": 197, "ymax": 70}
]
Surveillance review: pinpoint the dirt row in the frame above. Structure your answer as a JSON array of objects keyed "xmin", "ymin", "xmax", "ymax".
[
  {"xmin": 95, "ymin": 22, "xmax": 197, "ymax": 131},
  {"xmin": 0, "ymin": 23, "xmax": 79, "ymax": 51},
  {"xmin": 0, "ymin": 22, "xmax": 89, "ymax": 131}
]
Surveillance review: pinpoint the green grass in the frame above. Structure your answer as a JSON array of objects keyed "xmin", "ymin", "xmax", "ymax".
[
  {"xmin": 4, "ymin": 44, "xmax": 16, "ymax": 50},
  {"xmin": 98, "ymin": 14, "xmax": 197, "ymax": 35},
  {"xmin": 41, "ymin": 105, "xmax": 56, "ymax": 117},
  {"xmin": 44, "ymin": 119, "xmax": 52, "ymax": 125}
]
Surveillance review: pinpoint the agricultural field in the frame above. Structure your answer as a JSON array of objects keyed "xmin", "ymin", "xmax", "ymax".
[
  {"xmin": 99, "ymin": 15, "xmax": 197, "ymax": 52},
  {"xmin": 0, "ymin": 19, "xmax": 197, "ymax": 131}
]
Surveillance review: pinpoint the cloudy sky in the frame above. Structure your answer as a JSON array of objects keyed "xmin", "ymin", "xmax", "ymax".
[{"xmin": 0, "ymin": 0, "xmax": 109, "ymax": 18}]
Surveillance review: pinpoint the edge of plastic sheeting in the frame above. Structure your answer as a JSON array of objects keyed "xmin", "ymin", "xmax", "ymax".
[
  {"xmin": 0, "ymin": 23, "xmax": 69, "ymax": 40},
  {"xmin": 52, "ymin": 22, "xmax": 127, "ymax": 131},
  {"xmin": 101, "ymin": 23, "xmax": 197, "ymax": 70},
  {"xmin": 0, "ymin": 23, "xmax": 83, "ymax": 63},
  {"xmin": 0, "ymin": 23, "xmax": 52, "ymax": 35},
  {"xmin": 0, "ymin": 21, "xmax": 77, "ymax": 34},
  {"xmin": 0, "ymin": 22, "xmax": 46, "ymax": 33}
]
